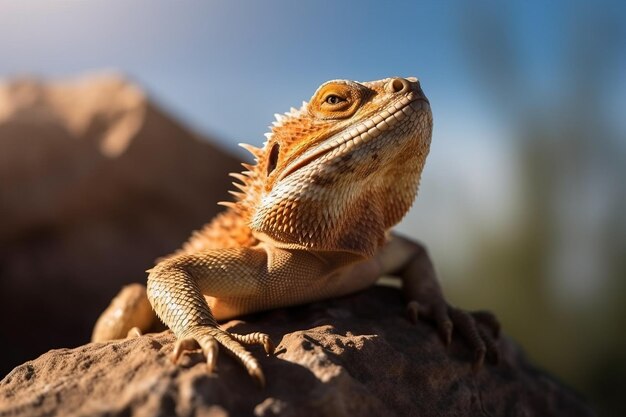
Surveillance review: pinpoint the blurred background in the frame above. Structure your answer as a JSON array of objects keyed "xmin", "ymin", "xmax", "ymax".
[{"xmin": 0, "ymin": 1, "xmax": 624, "ymax": 414}]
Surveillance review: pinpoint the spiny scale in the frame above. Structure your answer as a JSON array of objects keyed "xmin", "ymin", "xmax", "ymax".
[
  {"xmin": 239, "ymin": 143, "xmax": 263, "ymax": 159},
  {"xmin": 229, "ymin": 173, "xmax": 249, "ymax": 183}
]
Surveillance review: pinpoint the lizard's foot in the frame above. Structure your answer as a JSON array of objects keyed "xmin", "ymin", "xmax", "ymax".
[
  {"xmin": 406, "ymin": 300, "xmax": 500, "ymax": 369},
  {"xmin": 172, "ymin": 327, "xmax": 274, "ymax": 386},
  {"xmin": 91, "ymin": 284, "xmax": 157, "ymax": 342}
]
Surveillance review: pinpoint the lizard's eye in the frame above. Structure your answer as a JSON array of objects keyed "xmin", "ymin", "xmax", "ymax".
[
  {"xmin": 310, "ymin": 82, "xmax": 363, "ymax": 119},
  {"xmin": 320, "ymin": 91, "xmax": 351, "ymax": 112},
  {"xmin": 325, "ymin": 94, "xmax": 345, "ymax": 105},
  {"xmin": 267, "ymin": 143, "xmax": 280, "ymax": 176}
]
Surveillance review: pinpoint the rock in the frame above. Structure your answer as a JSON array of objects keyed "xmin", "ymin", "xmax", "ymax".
[
  {"xmin": 0, "ymin": 286, "xmax": 594, "ymax": 417},
  {"xmin": 0, "ymin": 73, "xmax": 240, "ymax": 376}
]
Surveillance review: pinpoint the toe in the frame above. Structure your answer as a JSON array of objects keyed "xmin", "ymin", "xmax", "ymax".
[
  {"xmin": 196, "ymin": 334, "xmax": 220, "ymax": 373},
  {"xmin": 434, "ymin": 304, "xmax": 453, "ymax": 346},
  {"xmin": 172, "ymin": 327, "xmax": 269, "ymax": 386},
  {"xmin": 472, "ymin": 310, "xmax": 501, "ymax": 338},
  {"xmin": 406, "ymin": 300, "xmax": 420, "ymax": 324},
  {"xmin": 172, "ymin": 337, "xmax": 200, "ymax": 363},
  {"xmin": 248, "ymin": 362, "xmax": 266, "ymax": 387},
  {"xmin": 450, "ymin": 308, "xmax": 487, "ymax": 369},
  {"xmin": 231, "ymin": 332, "xmax": 275, "ymax": 355},
  {"xmin": 479, "ymin": 327, "xmax": 500, "ymax": 363}
]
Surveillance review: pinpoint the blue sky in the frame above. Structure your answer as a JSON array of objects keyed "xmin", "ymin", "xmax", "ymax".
[
  {"xmin": 1, "ymin": 0, "xmax": 623, "ymax": 143},
  {"xmin": 2, "ymin": 0, "xmax": 606, "ymax": 146},
  {"xmin": 0, "ymin": 0, "xmax": 624, "ymax": 273}
]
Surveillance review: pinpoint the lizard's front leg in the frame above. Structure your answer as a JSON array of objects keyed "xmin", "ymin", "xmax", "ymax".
[
  {"xmin": 147, "ymin": 247, "xmax": 274, "ymax": 386},
  {"xmin": 379, "ymin": 234, "xmax": 500, "ymax": 368}
]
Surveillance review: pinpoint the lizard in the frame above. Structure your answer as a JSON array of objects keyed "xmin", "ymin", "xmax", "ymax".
[{"xmin": 91, "ymin": 76, "xmax": 499, "ymax": 386}]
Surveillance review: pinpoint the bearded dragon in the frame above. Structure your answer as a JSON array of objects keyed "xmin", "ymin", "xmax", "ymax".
[{"xmin": 92, "ymin": 77, "xmax": 499, "ymax": 386}]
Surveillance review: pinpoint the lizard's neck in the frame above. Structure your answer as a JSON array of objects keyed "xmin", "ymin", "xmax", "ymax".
[
  {"xmin": 253, "ymin": 231, "xmax": 371, "ymax": 267},
  {"xmin": 248, "ymin": 144, "xmax": 424, "ymax": 257},
  {"xmin": 250, "ymin": 185, "xmax": 395, "ymax": 258}
]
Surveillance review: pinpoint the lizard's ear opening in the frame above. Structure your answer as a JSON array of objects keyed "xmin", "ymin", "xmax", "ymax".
[{"xmin": 267, "ymin": 143, "xmax": 280, "ymax": 176}]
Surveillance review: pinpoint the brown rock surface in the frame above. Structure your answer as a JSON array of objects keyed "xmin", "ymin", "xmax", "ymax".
[
  {"xmin": 0, "ymin": 73, "xmax": 240, "ymax": 376},
  {"xmin": 0, "ymin": 286, "xmax": 594, "ymax": 417}
]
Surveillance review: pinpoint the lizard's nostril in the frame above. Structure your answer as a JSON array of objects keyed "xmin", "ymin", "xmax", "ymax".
[{"xmin": 388, "ymin": 78, "xmax": 410, "ymax": 94}]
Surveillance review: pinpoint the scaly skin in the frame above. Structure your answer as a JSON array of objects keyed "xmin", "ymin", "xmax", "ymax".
[{"xmin": 92, "ymin": 77, "xmax": 499, "ymax": 385}]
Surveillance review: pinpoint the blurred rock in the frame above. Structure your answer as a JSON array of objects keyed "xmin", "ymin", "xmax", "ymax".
[
  {"xmin": 0, "ymin": 286, "xmax": 594, "ymax": 417},
  {"xmin": 0, "ymin": 73, "xmax": 240, "ymax": 376}
]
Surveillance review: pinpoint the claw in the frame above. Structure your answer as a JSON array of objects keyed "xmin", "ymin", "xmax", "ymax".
[
  {"xmin": 249, "ymin": 363, "xmax": 266, "ymax": 388},
  {"xmin": 472, "ymin": 346, "xmax": 486, "ymax": 372},
  {"xmin": 172, "ymin": 337, "xmax": 200, "ymax": 363},
  {"xmin": 406, "ymin": 301, "xmax": 420, "ymax": 324},
  {"xmin": 263, "ymin": 338, "xmax": 275, "ymax": 355},
  {"xmin": 126, "ymin": 327, "xmax": 142, "ymax": 339},
  {"xmin": 434, "ymin": 304, "xmax": 453, "ymax": 346},
  {"xmin": 200, "ymin": 336, "xmax": 219, "ymax": 373},
  {"xmin": 479, "ymin": 327, "xmax": 500, "ymax": 364}
]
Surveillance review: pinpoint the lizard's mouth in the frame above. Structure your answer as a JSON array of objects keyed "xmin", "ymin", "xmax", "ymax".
[{"xmin": 277, "ymin": 95, "xmax": 430, "ymax": 181}]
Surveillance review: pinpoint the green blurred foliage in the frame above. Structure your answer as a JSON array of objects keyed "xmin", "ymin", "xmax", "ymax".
[{"xmin": 447, "ymin": 4, "xmax": 626, "ymax": 416}]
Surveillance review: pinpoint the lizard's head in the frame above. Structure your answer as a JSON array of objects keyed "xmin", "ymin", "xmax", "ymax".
[{"xmin": 234, "ymin": 77, "xmax": 433, "ymax": 256}]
